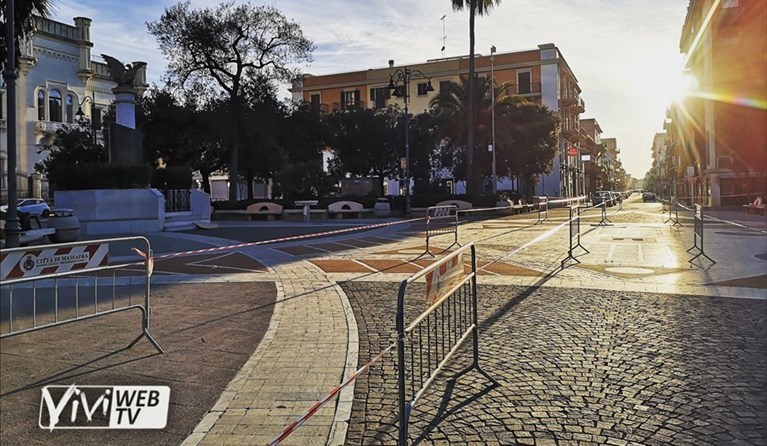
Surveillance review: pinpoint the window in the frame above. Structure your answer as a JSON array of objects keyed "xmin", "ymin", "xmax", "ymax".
[
  {"xmin": 66, "ymin": 94, "xmax": 74, "ymax": 124},
  {"xmin": 417, "ymin": 83, "xmax": 430, "ymax": 96},
  {"xmin": 310, "ymin": 93, "xmax": 320, "ymax": 112},
  {"xmin": 37, "ymin": 90, "xmax": 46, "ymax": 120},
  {"xmin": 340, "ymin": 90, "xmax": 360, "ymax": 110},
  {"xmin": 49, "ymin": 89, "xmax": 62, "ymax": 122},
  {"xmin": 370, "ymin": 87, "xmax": 390, "ymax": 108},
  {"xmin": 439, "ymin": 80, "xmax": 452, "ymax": 94},
  {"xmin": 517, "ymin": 71, "xmax": 532, "ymax": 94}
]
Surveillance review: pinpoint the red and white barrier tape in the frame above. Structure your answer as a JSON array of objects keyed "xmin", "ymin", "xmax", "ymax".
[
  {"xmin": 675, "ymin": 202, "xmax": 767, "ymax": 234},
  {"xmin": 267, "ymin": 341, "xmax": 397, "ymax": 446},
  {"xmin": 150, "ymin": 217, "xmax": 425, "ymax": 262}
]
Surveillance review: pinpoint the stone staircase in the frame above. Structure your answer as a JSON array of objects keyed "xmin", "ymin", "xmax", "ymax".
[{"xmin": 164, "ymin": 211, "xmax": 209, "ymax": 231}]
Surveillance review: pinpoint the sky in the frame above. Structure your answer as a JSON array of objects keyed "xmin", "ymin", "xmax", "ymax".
[{"xmin": 50, "ymin": 0, "xmax": 691, "ymax": 180}]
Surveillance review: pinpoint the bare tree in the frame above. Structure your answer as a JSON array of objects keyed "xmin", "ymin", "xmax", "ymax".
[{"xmin": 147, "ymin": 1, "xmax": 314, "ymax": 201}]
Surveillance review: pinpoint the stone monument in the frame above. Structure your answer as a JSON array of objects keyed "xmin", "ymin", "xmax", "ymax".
[{"xmin": 102, "ymin": 54, "xmax": 146, "ymax": 165}]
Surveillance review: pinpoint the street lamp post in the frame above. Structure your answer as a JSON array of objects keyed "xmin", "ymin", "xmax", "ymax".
[
  {"xmin": 387, "ymin": 67, "xmax": 434, "ymax": 216},
  {"xmin": 75, "ymin": 93, "xmax": 101, "ymax": 151},
  {"xmin": 490, "ymin": 45, "xmax": 497, "ymax": 194},
  {"xmin": 3, "ymin": 0, "xmax": 21, "ymax": 247}
]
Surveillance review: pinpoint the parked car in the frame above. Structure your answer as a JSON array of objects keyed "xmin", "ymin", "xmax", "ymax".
[
  {"xmin": 642, "ymin": 192, "xmax": 656, "ymax": 202},
  {"xmin": 594, "ymin": 191, "xmax": 616, "ymax": 207},
  {"xmin": 0, "ymin": 198, "xmax": 51, "ymax": 217}
]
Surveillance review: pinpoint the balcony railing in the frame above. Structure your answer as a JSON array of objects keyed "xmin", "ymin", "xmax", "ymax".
[
  {"xmin": 36, "ymin": 121, "xmax": 67, "ymax": 133},
  {"xmin": 163, "ymin": 188, "xmax": 191, "ymax": 212},
  {"xmin": 573, "ymin": 98, "xmax": 585, "ymax": 114},
  {"xmin": 512, "ymin": 82, "xmax": 542, "ymax": 96},
  {"xmin": 332, "ymin": 101, "xmax": 366, "ymax": 112}
]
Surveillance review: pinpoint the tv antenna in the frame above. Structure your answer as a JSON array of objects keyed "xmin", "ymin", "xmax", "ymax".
[{"xmin": 440, "ymin": 15, "xmax": 447, "ymax": 58}]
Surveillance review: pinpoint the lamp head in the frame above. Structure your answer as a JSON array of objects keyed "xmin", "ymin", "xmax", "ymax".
[
  {"xmin": 425, "ymin": 80, "xmax": 435, "ymax": 92},
  {"xmin": 387, "ymin": 76, "xmax": 396, "ymax": 91}
]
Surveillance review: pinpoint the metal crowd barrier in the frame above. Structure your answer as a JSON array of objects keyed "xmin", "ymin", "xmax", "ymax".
[
  {"xmin": 534, "ymin": 196, "xmax": 551, "ymax": 225},
  {"xmin": 594, "ymin": 201, "xmax": 613, "ymax": 226},
  {"xmin": 687, "ymin": 204, "xmax": 715, "ymax": 264},
  {"xmin": 396, "ymin": 243, "xmax": 496, "ymax": 445},
  {"xmin": 561, "ymin": 205, "xmax": 589, "ymax": 267},
  {"xmin": 0, "ymin": 236, "xmax": 163, "ymax": 353},
  {"xmin": 664, "ymin": 197, "xmax": 682, "ymax": 226},
  {"xmin": 424, "ymin": 205, "xmax": 460, "ymax": 256}
]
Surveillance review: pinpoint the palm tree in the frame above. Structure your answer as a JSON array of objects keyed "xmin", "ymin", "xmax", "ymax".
[
  {"xmin": 430, "ymin": 76, "xmax": 524, "ymax": 183},
  {"xmin": 450, "ymin": 0, "xmax": 502, "ymax": 195},
  {"xmin": 1, "ymin": 0, "xmax": 53, "ymax": 65}
]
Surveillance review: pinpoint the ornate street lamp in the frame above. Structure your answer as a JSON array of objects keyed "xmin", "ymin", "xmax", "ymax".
[
  {"xmin": 3, "ymin": 0, "xmax": 21, "ymax": 247},
  {"xmin": 490, "ymin": 45, "xmax": 497, "ymax": 194},
  {"xmin": 75, "ymin": 96, "xmax": 92, "ymax": 127},
  {"xmin": 387, "ymin": 67, "xmax": 434, "ymax": 216}
]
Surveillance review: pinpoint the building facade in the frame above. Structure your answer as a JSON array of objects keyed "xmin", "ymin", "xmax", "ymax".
[
  {"xmin": 291, "ymin": 43, "xmax": 587, "ymax": 197},
  {"xmin": 675, "ymin": 0, "xmax": 767, "ymax": 206},
  {"xmin": 1, "ymin": 16, "xmax": 147, "ymax": 202},
  {"xmin": 579, "ymin": 118, "xmax": 603, "ymax": 198}
]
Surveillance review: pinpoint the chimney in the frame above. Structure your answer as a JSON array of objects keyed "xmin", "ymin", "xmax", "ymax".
[{"xmin": 388, "ymin": 60, "xmax": 394, "ymax": 68}]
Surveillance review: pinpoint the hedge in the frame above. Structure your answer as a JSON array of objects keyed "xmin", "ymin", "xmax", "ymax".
[{"xmin": 52, "ymin": 164, "xmax": 152, "ymax": 190}]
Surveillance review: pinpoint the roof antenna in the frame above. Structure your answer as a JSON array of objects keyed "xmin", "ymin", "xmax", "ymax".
[{"xmin": 440, "ymin": 15, "xmax": 447, "ymax": 58}]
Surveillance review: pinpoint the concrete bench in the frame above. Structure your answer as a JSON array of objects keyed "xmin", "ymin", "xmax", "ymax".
[
  {"xmin": 436, "ymin": 200, "xmax": 473, "ymax": 211},
  {"xmin": 245, "ymin": 202, "xmax": 283, "ymax": 220},
  {"xmin": 328, "ymin": 201, "xmax": 370, "ymax": 219},
  {"xmin": 743, "ymin": 202, "xmax": 766, "ymax": 215}
]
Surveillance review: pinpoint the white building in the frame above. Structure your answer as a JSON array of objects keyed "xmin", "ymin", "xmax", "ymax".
[{"xmin": 1, "ymin": 16, "xmax": 147, "ymax": 201}]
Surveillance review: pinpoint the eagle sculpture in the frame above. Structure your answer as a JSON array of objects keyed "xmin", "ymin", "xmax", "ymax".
[{"xmin": 101, "ymin": 54, "xmax": 147, "ymax": 87}]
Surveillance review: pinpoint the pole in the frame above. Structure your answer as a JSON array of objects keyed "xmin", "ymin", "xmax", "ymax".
[
  {"xmin": 490, "ymin": 46, "xmax": 497, "ymax": 194},
  {"xmin": 4, "ymin": 0, "xmax": 21, "ymax": 247},
  {"xmin": 404, "ymin": 68, "xmax": 411, "ymax": 217}
]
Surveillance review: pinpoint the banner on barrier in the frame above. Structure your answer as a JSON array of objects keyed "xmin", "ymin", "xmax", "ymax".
[
  {"xmin": 1, "ymin": 244, "xmax": 109, "ymax": 280},
  {"xmin": 424, "ymin": 252, "xmax": 464, "ymax": 305}
]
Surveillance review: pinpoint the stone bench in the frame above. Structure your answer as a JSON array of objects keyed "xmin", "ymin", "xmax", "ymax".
[
  {"xmin": 245, "ymin": 202, "xmax": 283, "ymax": 220},
  {"xmin": 436, "ymin": 200, "xmax": 473, "ymax": 211},
  {"xmin": 743, "ymin": 203, "xmax": 766, "ymax": 215},
  {"xmin": 328, "ymin": 201, "xmax": 371, "ymax": 219}
]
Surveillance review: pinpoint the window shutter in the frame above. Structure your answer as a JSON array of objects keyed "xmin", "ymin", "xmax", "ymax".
[{"xmin": 92, "ymin": 108, "xmax": 102, "ymax": 130}]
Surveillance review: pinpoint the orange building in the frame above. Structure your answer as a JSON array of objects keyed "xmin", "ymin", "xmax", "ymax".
[
  {"xmin": 291, "ymin": 43, "xmax": 586, "ymax": 197},
  {"xmin": 675, "ymin": 0, "xmax": 767, "ymax": 205}
]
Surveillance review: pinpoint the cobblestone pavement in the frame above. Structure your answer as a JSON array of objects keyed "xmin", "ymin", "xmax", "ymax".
[{"xmin": 342, "ymin": 281, "xmax": 767, "ymax": 445}]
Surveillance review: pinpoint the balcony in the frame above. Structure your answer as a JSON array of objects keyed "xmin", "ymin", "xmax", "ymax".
[
  {"xmin": 332, "ymin": 100, "xmax": 366, "ymax": 112},
  {"xmin": 311, "ymin": 103, "xmax": 330, "ymax": 114},
  {"xmin": 36, "ymin": 121, "xmax": 66, "ymax": 133},
  {"xmin": 573, "ymin": 98, "xmax": 585, "ymax": 114},
  {"xmin": 561, "ymin": 122, "xmax": 580, "ymax": 141},
  {"xmin": 559, "ymin": 95, "xmax": 579, "ymax": 107},
  {"xmin": 513, "ymin": 82, "xmax": 542, "ymax": 96}
]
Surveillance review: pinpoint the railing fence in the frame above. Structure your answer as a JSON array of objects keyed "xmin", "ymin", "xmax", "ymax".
[
  {"xmin": 687, "ymin": 204, "xmax": 715, "ymax": 264},
  {"xmin": 561, "ymin": 204, "xmax": 589, "ymax": 267},
  {"xmin": 423, "ymin": 205, "xmax": 460, "ymax": 257},
  {"xmin": 396, "ymin": 243, "xmax": 497, "ymax": 445},
  {"xmin": 0, "ymin": 236, "xmax": 163, "ymax": 353}
]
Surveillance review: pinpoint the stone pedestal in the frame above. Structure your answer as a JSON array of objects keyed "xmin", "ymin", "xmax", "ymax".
[
  {"xmin": 110, "ymin": 86, "xmax": 142, "ymax": 165},
  {"xmin": 112, "ymin": 86, "xmax": 138, "ymax": 129}
]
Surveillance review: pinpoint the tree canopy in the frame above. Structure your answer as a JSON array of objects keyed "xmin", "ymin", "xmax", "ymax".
[{"xmin": 147, "ymin": 1, "xmax": 314, "ymax": 201}]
